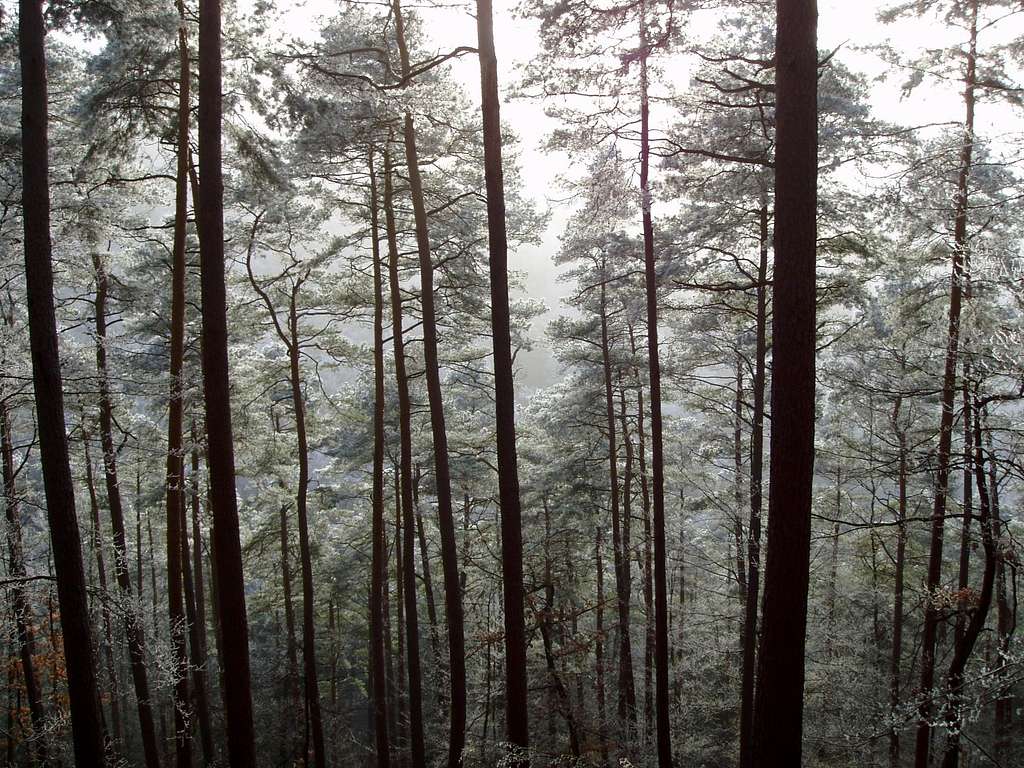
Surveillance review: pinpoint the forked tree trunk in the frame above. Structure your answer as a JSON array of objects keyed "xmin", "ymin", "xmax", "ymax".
[
  {"xmin": 751, "ymin": 0, "xmax": 818, "ymax": 764},
  {"xmin": 197, "ymin": 0, "xmax": 257, "ymax": 756}
]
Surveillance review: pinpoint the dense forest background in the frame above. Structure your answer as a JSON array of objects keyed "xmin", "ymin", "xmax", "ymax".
[{"xmin": 2, "ymin": 0, "xmax": 1023, "ymax": 766}]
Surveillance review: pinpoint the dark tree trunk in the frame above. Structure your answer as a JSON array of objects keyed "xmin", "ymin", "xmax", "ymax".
[
  {"xmin": 889, "ymin": 398, "xmax": 908, "ymax": 768},
  {"xmin": 751, "ymin": 0, "xmax": 818, "ymax": 764},
  {"xmin": 166, "ymin": 9, "xmax": 193, "ymax": 762},
  {"xmin": 599, "ymin": 277, "xmax": 636, "ymax": 746},
  {"xmin": 637, "ymin": 12, "xmax": 671, "ymax": 765},
  {"xmin": 368, "ymin": 148, "xmax": 393, "ymax": 768},
  {"xmin": 990, "ymin": 434, "xmax": 1012, "ymax": 763},
  {"xmin": 197, "ymin": 0, "xmax": 257, "ymax": 756},
  {"xmin": 188, "ymin": 429, "xmax": 215, "ymax": 767},
  {"xmin": 954, "ymin": 371, "xmax": 973, "ymax": 651},
  {"xmin": 595, "ymin": 527, "xmax": 609, "ymax": 767},
  {"xmin": 412, "ymin": 473, "xmax": 443, "ymax": 686},
  {"xmin": 738, "ymin": 192, "xmax": 768, "ymax": 768},
  {"xmin": 476, "ymin": 0, "xmax": 530, "ymax": 759},
  {"xmin": 18, "ymin": 0, "xmax": 106, "ymax": 760},
  {"xmin": 382, "ymin": 143, "xmax": 427, "ymax": 768},
  {"xmin": 278, "ymin": 498, "xmax": 300, "ymax": 741},
  {"xmin": 285, "ymin": 291, "xmax": 328, "ymax": 768},
  {"xmin": 180, "ymin": 486, "xmax": 214, "ymax": 765},
  {"xmin": 390, "ymin": 4, "xmax": 467, "ymax": 763},
  {"xmin": 2, "ymin": 403, "xmax": 49, "ymax": 765},
  {"xmin": 92, "ymin": 253, "xmax": 161, "ymax": 768},
  {"xmin": 914, "ymin": 5, "xmax": 976, "ymax": 765}
]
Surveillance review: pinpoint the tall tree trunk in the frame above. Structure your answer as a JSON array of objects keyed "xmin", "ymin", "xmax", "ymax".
[
  {"xmin": 637, "ymin": 10, "xmax": 671, "ymax": 765},
  {"xmin": 382, "ymin": 143, "xmax": 427, "ymax": 768},
  {"xmin": 93, "ymin": 252, "xmax": 161, "ymax": 768},
  {"xmin": 914, "ymin": 5, "xmax": 976, "ymax": 764},
  {"xmin": 738, "ymin": 191, "xmax": 768, "ymax": 768},
  {"xmin": 390, "ymin": 4, "xmax": 467, "ymax": 763},
  {"xmin": 2, "ymin": 403, "xmax": 49, "ymax": 765},
  {"xmin": 197, "ymin": 0, "xmax": 257, "ymax": 755},
  {"xmin": 18, "ymin": 0, "xmax": 106, "ymax": 760},
  {"xmin": 368, "ymin": 148, "xmax": 393, "ymax": 768},
  {"xmin": 889, "ymin": 398, "xmax": 908, "ymax": 768},
  {"xmin": 616, "ymin": 372, "xmax": 638, "ymax": 741},
  {"xmin": 476, "ymin": 0, "xmax": 530, "ymax": 760},
  {"xmin": 284, "ymin": 290, "xmax": 328, "ymax": 768},
  {"xmin": 733, "ymin": 354, "xmax": 747, "ymax": 601},
  {"xmin": 751, "ymin": 0, "xmax": 817, "ymax": 764},
  {"xmin": 166, "ymin": 9, "xmax": 193, "ymax": 762},
  {"xmin": 598, "ymin": 276, "xmax": 636, "ymax": 746}
]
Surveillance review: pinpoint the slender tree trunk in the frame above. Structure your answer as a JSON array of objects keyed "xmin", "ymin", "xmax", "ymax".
[
  {"xmin": 990, "ymin": 432, "xmax": 1012, "ymax": 763},
  {"xmin": 637, "ymin": 11, "xmax": 671, "ymax": 765},
  {"xmin": 476, "ymin": 0, "xmax": 530, "ymax": 759},
  {"xmin": 2, "ymin": 403, "xmax": 49, "ymax": 766},
  {"xmin": 279, "ymin": 499, "xmax": 300, "ymax": 737},
  {"xmin": 595, "ymin": 526, "xmax": 609, "ymax": 767},
  {"xmin": 18, "ymin": 0, "xmax": 106, "ymax": 760},
  {"xmin": 92, "ymin": 252, "xmax": 161, "ymax": 768},
  {"xmin": 197, "ymin": 0, "xmax": 257, "ymax": 755},
  {"xmin": 954, "ymin": 370, "xmax": 973, "ymax": 651},
  {"xmin": 733, "ymin": 355, "xmax": 747, "ymax": 601},
  {"xmin": 381, "ymin": 145, "xmax": 428, "ymax": 768},
  {"xmin": 390, "ymin": 5, "xmax": 467, "ymax": 763},
  {"xmin": 413, "ymin": 474, "xmax": 443, "ymax": 685},
  {"xmin": 890, "ymin": 398, "xmax": 908, "ymax": 768},
  {"xmin": 188, "ymin": 432, "xmax": 215, "ymax": 762},
  {"xmin": 751, "ymin": 0, "xmax": 817, "ymax": 764},
  {"xmin": 83, "ymin": 426, "xmax": 125, "ymax": 754},
  {"xmin": 369, "ymin": 148, "xmax": 393, "ymax": 768},
  {"xmin": 166, "ymin": 10, "xmax": 193, "ymax": 762},
  {"xmin": 616, "ymin": 373, "xmax": 639, "ymax": 740},
  {"xmin": 598, "ymin": 277, "xmax": 636, "ymax": 746},
  {"xmin": 914, "ymin": 7, "xmax": 976, "ymax": 767},
  {"xmin": 283, "ymin": 292, "xmax": 328, "ymax": 768},
  {"xmin": 181, "ymin": 486, "xmax": 214, "ymax": 765},
  {"xmin": 738, "ymin": 192, "xmax": 768, "ymax": 768}
]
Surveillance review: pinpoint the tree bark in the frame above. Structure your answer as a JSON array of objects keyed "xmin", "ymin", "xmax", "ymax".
[
  {"xmin": 476, "ymin": 0, "xmax": 530, "ymax": 760},
  {"xmin": 889, "ymin": 398, "xmax": 908, "ymax": 768},
  {"xmin": 18, "ymin": 0, "xmax": 106, "ymax": 760},
  {"xmin": 751, "ymin": 0, "xmax": 818, "ymax": 764},
  {"xmin": 595, "ymin": 526, "xmax": 609, "ymax": 767},
  {"xmin": 197, "ymin": 0, "xmax": 257, "ymax": 756}
]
